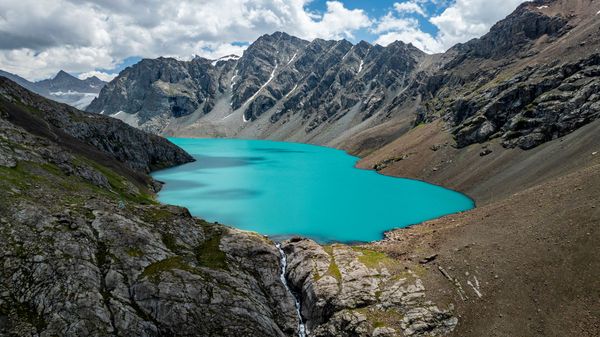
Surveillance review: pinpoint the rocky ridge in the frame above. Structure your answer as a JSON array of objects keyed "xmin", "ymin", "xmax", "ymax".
[
  {"xmin": 87, "ymin": 32, "xmax": 428, "ymax": 146},
  {"xmin": 0, "ymin": 70, "xmax": 106, "ymax": 110},
  {"xmin": 416, "ymin": 0, "xmax": 600, "ymax": 150},
  {"xmin": 88, "ymin": 0, "xmax": 600, "ymax": 156}
]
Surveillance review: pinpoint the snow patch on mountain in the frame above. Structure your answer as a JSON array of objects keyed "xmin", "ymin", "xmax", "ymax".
[
  {"xmin": 286, "ymin": 84, "xmax": 298, "ymax": 98},
  {"xmin": 245, "ymin": 63, "xmax": 278, "ymax": 105},
  {"xmin": 110, "ymin": 110, "xmax": 140, "ymax": 127},
  {"xmin": 212, "ymin": 55, "xmax": 240, "ymax": 66},
  {"xmin": 49, "ymin": 91, "xmax": 99, "ymax": 110},
  {"xmin": 287, "ymin": 53, "xmax": 297, "ymax": 65}
]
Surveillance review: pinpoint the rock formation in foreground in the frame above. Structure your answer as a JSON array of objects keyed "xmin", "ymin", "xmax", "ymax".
[{"xmin": 0, "ymin": 77, "xmax": 299, "ymax": 336}]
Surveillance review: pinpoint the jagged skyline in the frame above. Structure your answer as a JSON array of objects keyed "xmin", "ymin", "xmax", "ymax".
[{"xmin": 0, "ymin": 0, "xmax": 524, "ymax": 81}]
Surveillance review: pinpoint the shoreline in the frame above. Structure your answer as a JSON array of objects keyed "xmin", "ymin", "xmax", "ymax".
[{"xmin": 153, "ymin": 136, "xmax": 476, "ymax": 245}]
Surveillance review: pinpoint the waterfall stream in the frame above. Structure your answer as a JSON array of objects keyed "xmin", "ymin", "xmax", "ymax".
[{"xmin": 276, "ymin": 243, "xmax": 307, "ymax": 337}]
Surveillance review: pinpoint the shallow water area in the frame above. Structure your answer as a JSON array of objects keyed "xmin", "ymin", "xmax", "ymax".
[{"xmin": 152, "ymin": 138, "xmax": 474, "ymax": 243}]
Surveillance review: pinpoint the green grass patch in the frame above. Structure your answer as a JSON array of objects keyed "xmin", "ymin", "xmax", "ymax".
[
  {"xmin": 161, "ymin": 233, "xmax": 179, "ymax": 252},
  {"xmin": 195, "ymin": 234, "xmax": 227, "ymax": 270},
  {"xmin": 327, "ymin": 259, "xmax": 342, "ymax": 283},
  {"xmin": 141, "ymin": 256, "xmax": 196, "ymax": 282},
  {"xmin": 316, "ymin": 245, "xmax": 342, "ymax": 284},
  {"xmin": 354, "ymin": 307, "xmax": 405, "ymax": 332},
  {"xmin": 353, "ymin": 247, "xmax": 393, "ymax": 269},
  {"xmin": 0, "ymin": 162, "xmax": 49, "ymax": 190},
  {"xmin": 126, "ymin": 247, "xmax": 144, "ymax": 257},
  {"xmin": 141, "ymin": 207, "xmax": 175, "ymax": 224}
]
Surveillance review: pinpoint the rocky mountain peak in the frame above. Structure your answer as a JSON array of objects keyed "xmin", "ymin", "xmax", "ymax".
[
  {"xmin": 87, "ymin": 31, "xmax": 436, "ymax": 140},
  {"xmin": 447, "ymin": 0, "xmax": 569, "ymax": 65},
  {"xmin": 54, "ymin": 69, "xmax": 75, "ymax": 80},
  {"xmin": 84, "ymin": 75, "xmax": 106, "ymax": 86}
]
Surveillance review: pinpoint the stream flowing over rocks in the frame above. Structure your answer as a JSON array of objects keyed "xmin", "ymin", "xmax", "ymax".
[{"xmin": 277, "ymin": 243, "xmax": 307, "ymax": 337}]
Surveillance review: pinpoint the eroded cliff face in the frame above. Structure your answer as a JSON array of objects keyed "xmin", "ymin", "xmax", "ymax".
[
  {"xmin": 417, "ymin": 1, "xmax": 600, "ymax": 151},
  {"xmin": 0, "ymin": 78, "xmax": 299, "ymax": 337},
  {"xmin": 87, "ymin": 32, "xmax": 428, "ymax": 146}
]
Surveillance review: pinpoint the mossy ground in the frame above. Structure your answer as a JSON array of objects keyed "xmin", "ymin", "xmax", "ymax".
[
  {"xmin": 74, "ymin": 155, "xmax": 155, "ymax": 204},
  {"xmin": 195, "ymin": 231, "xmax": 227, "ymax": 270},
  {"xmin": 313, "ymin": 245, "xmax": 342, "ymax": 283},
  {"xmin": 140, "ymin": 256, "xmax": 198, "ymax": 282},
  {"xmin": 354, "ymin": 307, "xmax": 405, "ymax": 332},
  {"xmin": 352, "ymin": 247, "xmax": 406, "ymax": 273}
]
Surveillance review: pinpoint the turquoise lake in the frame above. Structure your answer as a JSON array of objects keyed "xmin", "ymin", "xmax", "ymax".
[{"xmin": 152, "ymin": 138, "xmax": 474, "ymax": 243}]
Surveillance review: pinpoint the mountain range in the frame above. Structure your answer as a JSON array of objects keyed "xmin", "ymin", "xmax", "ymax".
[
  {"xmin": 87, "ymin": 0, "xmax": 599, "ymax": 158},
  {"xmin": 0, "ymin": 69, "xmax": 106, "ymax": 109}
]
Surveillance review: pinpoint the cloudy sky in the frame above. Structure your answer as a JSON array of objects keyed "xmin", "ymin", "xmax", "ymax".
[{"xmin": 0, "ymin": 0, "xmax": 525, "ymax": 81}]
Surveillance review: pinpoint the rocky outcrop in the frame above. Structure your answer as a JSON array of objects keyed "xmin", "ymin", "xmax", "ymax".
[
  {"xmin": 282, "ymin": 238, "xmax": 457, "ymax": 337},
  {"xmin": 415, "ymin": 0, "xmax": 600, "ymax": 151},
  {"xmin": 0, "ymin": 77, "xmax": 193, "ymax": 173},
  {"xmin": 446, "ymin": 0, "xmax": 569, "ymax": 64},
  {"xmin": 232, "ymin": 32, "xmax": 309, "ymax": 113},
  {"xmin": 0, "ymin": 79, "xmax": 299, "ymax": 336},
  {"xmin": 450, "ymin": 53, "xmax": 600, "ymax": 149},
  {"xmin": 87, "ymin": 56, "xmax": 236, "ymax": 131}
]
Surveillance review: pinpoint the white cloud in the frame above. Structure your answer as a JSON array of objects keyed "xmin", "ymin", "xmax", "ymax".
[
  {"xmin": 374, "ymin": 0, "xmax": 525, "ymax": 54},
  {"xmin": 431, "ymin": 0, "xmax": 525, "ymax": 49},
  {"xmin": 77, "ymin": 71, "xmax": 118, "ymax": 82},
  {"xmin": 375, "ymin": 29, "xmax": 444, "ymax": 54},
  {"xmin": 373, "ymin": 4, "xmax": 444, "ymax": 53},
  {"xmin": 393, "ymin": 2, "xmax": 426, "ymax": 16},
  {"xmin": 305, "ymin": 1, "xmax": 371, "ymax": 40},
  {"xmin": 0, "ymin": 0, "xmax": 370, "ymax": 80}
]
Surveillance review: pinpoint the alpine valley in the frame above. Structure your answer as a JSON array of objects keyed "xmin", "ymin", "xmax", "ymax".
[{"xmin": 0, "ymin": 0, "xmax": 599, "ymax": 337}]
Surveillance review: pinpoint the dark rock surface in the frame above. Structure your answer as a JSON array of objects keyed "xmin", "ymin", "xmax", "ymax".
[
  {"xmin": 0, "ymin": 77, "xmax": 193, "ymax": 173},
  {"xmin": 0, "ymin": 79, "xmax": 299, "ymax": 337},
  {"xmin": 88, "ymin": 56, "xmax": 232, "ymax": 133},
  {"xmin": 415, "ymin": 0, "xmax": 600, "ymax": 151},
  {"xmin": 445, "ymin": 53, "xmax": 600, "ymax": 150}
]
